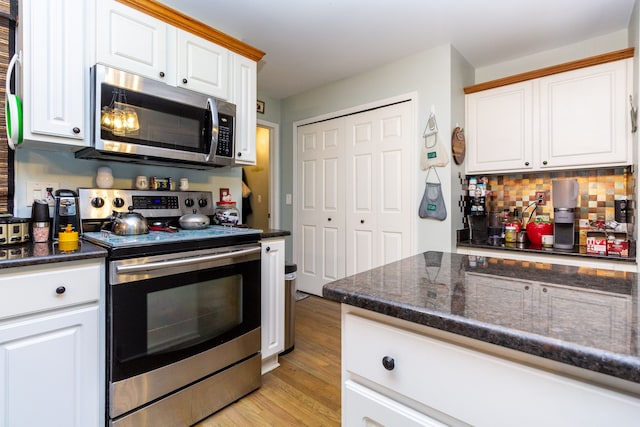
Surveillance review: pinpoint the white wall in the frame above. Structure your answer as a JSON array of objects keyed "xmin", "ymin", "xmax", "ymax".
[
  {"xmin": 475, "ymin": 30, "xmax": 629, "ymax": 83},
  {"xmin": 14, "ymin": 148, "xmax": 242, "ymax": 219},
  {"xmin": 276, "ymin": 30, "xmax": 632, "ymax": 260},
  {"xmin": 280, "ymin": 44, "xmax": 475, "ymax": 259}
]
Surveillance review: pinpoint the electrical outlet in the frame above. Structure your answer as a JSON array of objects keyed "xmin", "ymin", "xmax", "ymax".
[
  {"xmin": 26, "ymin": 181, "xmax": 58, "ymax": 207},
  {"xmin": 535, "ymin": 191, "xmax": 546, "ymax": 205}
]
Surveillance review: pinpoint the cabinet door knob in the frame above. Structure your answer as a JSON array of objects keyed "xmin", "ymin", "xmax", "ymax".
[
  {"xmin": 237, "ymin": 152, "xmax": 242, "ymax": 157},
  {"xmin": 542, "ymin": 160, "xmax": 548, "ymax": 165},
  {"xmin": 265, "ymin": 246, "xmax": 271, "ymax": 252},
  {"xmin": 56, "ymin": 286, "xmax": 66, "ymax": 295},
  {"xmin": 360, "ymin": 219, "xmax": 365, "ymax": 224},
  {"xmin": 524, "ymin": 162, "xmax": 530, "ymax": 166},
  {"xmin": 159, "ymin": 71, "xmax": 165, "ymax": 78},
  {"xmin": 182, "ymin": 78, "xmax": 188, "ymax": 84},
  {"xmin": 72, "ymin": 127, "xmax": 80, "ymax": 134},
  {"xmin": 382, "ymin": 356, "xmax": 395, "ymax": 371},
  {"xmin": 328, "ymin": 217, "xmax": 332, "ymax": 222}
]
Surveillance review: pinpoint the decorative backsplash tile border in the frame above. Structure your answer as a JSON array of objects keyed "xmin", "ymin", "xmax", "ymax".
[{"xmin": 465, "ymin": 167, "xmax": 633, "ymax": 226}]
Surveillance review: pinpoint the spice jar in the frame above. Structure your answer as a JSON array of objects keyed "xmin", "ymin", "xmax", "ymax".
[
  {"xmin": 32, "ymin": 221, "xmax": 50, "ymax": 243},
  {"xmin": 31, "ymin": 199, "xmax": 51, "ymax": 243},
  {"xmin": 214, "ymin": 201, "xmax": 240, "ymax": 226}
]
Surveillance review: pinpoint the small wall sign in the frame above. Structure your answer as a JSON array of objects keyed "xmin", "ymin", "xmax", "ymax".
[{"xmin": 257, "ymin": 100, "xmax": 265, "ymax": 114}]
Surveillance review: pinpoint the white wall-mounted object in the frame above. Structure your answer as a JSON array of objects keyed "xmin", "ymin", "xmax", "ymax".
[
  {"xmin": 466, "ymin": 58, "xmax": 632, "ymax": 174},
  {"xmin": 19, "ymin": 0, "xmax": 89, "ymax": 149}
]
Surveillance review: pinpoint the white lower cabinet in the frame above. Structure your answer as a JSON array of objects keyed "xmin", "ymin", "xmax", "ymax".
[
  {"xmin": 342, "ymin": 308, "xmax": 640, "ymax": 427},
  {"xmin": 0, "ymin": 259, "xmax": 103, "ymax": 427},
  {"xmin": 260, "ymin": 238, "xmax": 285, "ymax": 374},
  {"xmin": 345, "ymin": 380, "xmax": 447, "ymax": 427}
]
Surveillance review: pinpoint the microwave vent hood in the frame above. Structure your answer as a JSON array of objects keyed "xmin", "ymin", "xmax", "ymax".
[{"xmin": 75, "ymin": 147, "xmax": 225, "ymax": 170}]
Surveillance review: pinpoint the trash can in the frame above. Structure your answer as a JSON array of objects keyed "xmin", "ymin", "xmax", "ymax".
[{"xmin": 281, "ymin": 263, "xmax": 297, "ymax": 355}]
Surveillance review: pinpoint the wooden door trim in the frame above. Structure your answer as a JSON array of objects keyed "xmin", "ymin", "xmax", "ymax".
[
  {"xmin": 464, "ymin": 48, "xmax": 634, "ymax": 94},
  {"xmin": 117, "ymin": 0, "xmax": 265, "ymax": 61}
]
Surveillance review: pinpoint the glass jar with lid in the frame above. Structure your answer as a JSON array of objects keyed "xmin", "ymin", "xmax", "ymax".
[{"xmin": 214, "ymin": 201, "xmax": 240, "ymax": 226}]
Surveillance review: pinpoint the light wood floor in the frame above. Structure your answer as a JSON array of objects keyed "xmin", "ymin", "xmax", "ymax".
[{"xmin": 196, "ymin": 295, "xmax": 342, "ymax": 426}]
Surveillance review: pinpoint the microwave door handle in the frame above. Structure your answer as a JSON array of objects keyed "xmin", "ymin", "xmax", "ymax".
[{"xmin": 205, "ymin": 98, "xmax": 219, "ymax": 162}]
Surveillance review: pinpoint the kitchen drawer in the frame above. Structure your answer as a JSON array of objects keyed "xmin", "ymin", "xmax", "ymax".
[
  {"xmin": 0, "ymin": 260, "xmax": 101, "ymax": 320},
  {"xmin": 344, "ymin": 312, "xmax": 640, "ymax": 426}
]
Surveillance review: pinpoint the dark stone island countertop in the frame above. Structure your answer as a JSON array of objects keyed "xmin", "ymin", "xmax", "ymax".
[{"xmin": 323, "ymin": 251, "xmax": 640, "ymax": 385}]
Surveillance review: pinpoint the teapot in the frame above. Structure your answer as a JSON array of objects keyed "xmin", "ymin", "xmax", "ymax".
[{"xmin": 110, "ymin": 207, "xmax": 148, "ymax": 235}]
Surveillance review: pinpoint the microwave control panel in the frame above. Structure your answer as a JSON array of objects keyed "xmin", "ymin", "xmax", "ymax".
[{"xmin": 215, "ymin": 114, "xmax": 235, "ymax": 157}]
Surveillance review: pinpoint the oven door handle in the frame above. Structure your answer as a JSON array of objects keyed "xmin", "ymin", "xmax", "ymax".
[{"xmin": 115, "ymin": 246, "xmax": 261, "ymax": 274}]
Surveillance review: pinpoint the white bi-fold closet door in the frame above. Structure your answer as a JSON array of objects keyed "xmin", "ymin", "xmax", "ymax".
[{"xmin": 296, "ymin": 101, "xmax": 413, "ymax": 296}]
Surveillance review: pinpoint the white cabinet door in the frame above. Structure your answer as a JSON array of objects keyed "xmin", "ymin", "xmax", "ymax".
[
  {"xmin": 539, "ymin": 59, "xmax": 631, "ymax": 169},
  {"xmin": 344, "ymin": 380, "xmax": 448, "ymax": 427},
  {"xmin": 176, "ymin": 30, "xmax": 229, "ymax": 99},
  {"xmin": 538, "ymin": 283, "xmax": 632, "ymax": 353},
  {"xmin": 297, "ymin": 118, "xmax": 346, "ymax": 296},
  {"xmin": 465, "ymin": 81, "xmax": 534, "ymax": 174},
  {"xmin": 96, "ymin": 0, "xmax": 168, "ymax": 82},
  {"xmin": 19, "ymin": 0, "xmax": 87, "ymax": 146},
  {"xmin": 344, "ymin": 101, "xmax": 413, "ymax": 276},
  {"xmin": 261, "ymin": 238, "xmax": 285, "ymax": 373},
  {"xmin": 0, "ymin": 306, "xmax": 99, "ymax": 427},
  {"xmin": 232, "ymin": 54, "xmax": 257, "ymax": 165}
]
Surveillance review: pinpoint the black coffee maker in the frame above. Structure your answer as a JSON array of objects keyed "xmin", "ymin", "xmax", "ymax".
[{"xmin": 52, "ymin": 189, "xmax": 82, "ymax": 239}]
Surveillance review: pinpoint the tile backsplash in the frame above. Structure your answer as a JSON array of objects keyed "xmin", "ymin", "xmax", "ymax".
[{"xmin": 466, "ymin": 167, "xmax": 633, "ymax": 227}]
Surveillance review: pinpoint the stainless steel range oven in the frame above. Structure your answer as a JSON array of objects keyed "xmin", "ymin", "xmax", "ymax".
[{"xmin": 79, "ymin": 189, "xmax": 263, "ymax": 427}]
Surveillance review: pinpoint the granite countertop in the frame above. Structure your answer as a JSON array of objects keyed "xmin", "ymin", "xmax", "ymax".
[
  {"xmin": 456, "ymin": 228, "xmax": 636, "ymax": 263},
  {"xmin": 0, "ymin": 240, "xmax": 107, "ymax": 269},
  {"xmin": 260, "ymin": 229, "xmax": 291, "ymax": 239},
  {"xmin": 322, "ymin": 251, "xmax": 639, "ymax": 385}
]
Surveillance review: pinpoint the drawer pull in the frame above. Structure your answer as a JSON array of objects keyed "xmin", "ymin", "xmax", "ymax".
[
  {"xmin": 382, "ymin": 356, "xmax": 395, "ymax": 371},
  {"xmin": 55, "ymin": 286, "xmax": 66, "ymax": 295}
]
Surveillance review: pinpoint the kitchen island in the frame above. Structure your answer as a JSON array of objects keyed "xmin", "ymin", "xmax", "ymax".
[{"xmin": 323, "ymin": 251, "xmax": 640, "ymax": 426}]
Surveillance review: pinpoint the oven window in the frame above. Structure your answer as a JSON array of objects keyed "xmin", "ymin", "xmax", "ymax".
[{"xmin": 147, "ymin": 275, "xmax": 242, "ymax": 354}]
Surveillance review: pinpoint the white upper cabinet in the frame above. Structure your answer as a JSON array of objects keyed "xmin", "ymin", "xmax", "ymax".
[
  {"xmin": 176, "ymin": 30, "xmax": 229, "ymax": 99},
  {"xmin": 538, "ymin": 59, "xmax": 631, "ymax": 169},
  {"xmin": 19, "ymin": 0, "xmax": 89, "ymax": 148},
  {"xmin": 232, "ymin": 54, "xmax": 257, "ymax": 164},
  {"xmin": 466, "ymin": 57, "xmax": 632, "ymax": 174},
  {"xmin": 96, "ymin": 0, "xmax": 168, "ymax": 82},
  {"xmin": 466, "ymin": 81, "xmax": 534, "ymax": 173},
  {"xmin": 96, "ymin": 0, "xmax": 230, "ymax": 99}
]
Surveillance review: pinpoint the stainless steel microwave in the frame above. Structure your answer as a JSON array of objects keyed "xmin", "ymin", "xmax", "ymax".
[{"xmin": 76, "ymin": 64, "xmax": 237, "ymax": 169}]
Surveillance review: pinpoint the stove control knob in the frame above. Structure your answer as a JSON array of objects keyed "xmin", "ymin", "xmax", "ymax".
[
  {"xmin": 91, "ymin": 197, "xmax": 105, "ymax": 208},
  {"xmin": 113, "ymin": 197, "xmax": 125, "ymax": 208},
  {"xmin": 198, "ymin": 198, "xmax": 208, "ymax": 208},
  {"xmin": 185, "ymin": 198, "xmax": 194, "ymax": 207}
]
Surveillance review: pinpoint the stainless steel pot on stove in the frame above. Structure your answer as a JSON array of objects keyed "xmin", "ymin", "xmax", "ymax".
[
  {"xmin": 111, "ymin": 207, "xmax": 149, "ymax": 235},
  {"xmin": 179, "ymin": 210, "xmax": 210, "ymax": 230}
]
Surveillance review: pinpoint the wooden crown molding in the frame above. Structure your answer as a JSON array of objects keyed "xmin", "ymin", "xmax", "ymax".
[
  {"xmin": 464, "ymin": 47, "xmax": 635, "ymax": 94},
  {"xmin": 117, "ymin": 0, "xmax": 266, "ymax": 62}
]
